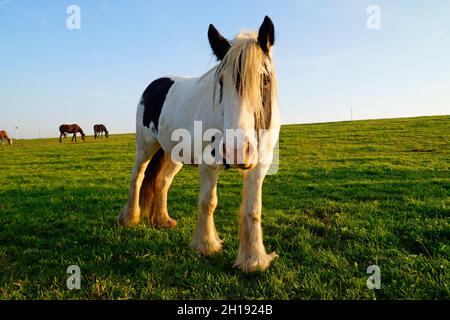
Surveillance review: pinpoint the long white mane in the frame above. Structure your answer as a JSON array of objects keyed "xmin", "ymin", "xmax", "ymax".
[{"xmin": 211, "ymin": 31, "xmax": 278, "ymax": 129}]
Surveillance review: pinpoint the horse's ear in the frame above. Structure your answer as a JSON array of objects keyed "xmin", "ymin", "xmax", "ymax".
[
  {"xmin": 258, "ymin": 16, "xmax": 275, "ymax": 54},
  {"xmin": 208, "ymin": 24, "xmax": 231, "ymax": 61}
]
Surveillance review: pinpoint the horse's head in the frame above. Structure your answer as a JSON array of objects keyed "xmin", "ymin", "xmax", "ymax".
[
  {"xmin": 208, "ymin": 16, "xmax": 277, "ymax": 170},
  {"xmin": 8, "ymin": 138, "xmax": 13, "ymax": 146},
  {"xmin": 105, "ymin": 131, "xmax": 109, "ymax": 138},
  {"xmin": 80, "ymin": 131, "xmax": 86, "ymax": 141}
]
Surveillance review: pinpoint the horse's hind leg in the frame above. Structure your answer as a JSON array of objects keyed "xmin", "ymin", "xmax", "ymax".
[
  {"xmin": 153, "ymin": 155, "xmax": 183, "ymax": 228},
  {"xmin": 140, "ymin": 150, "xmax": 182, "ymax": 229},
  {"xmin": 118, "ymin": 140, "xmax": 160, "ymax": 227},
  {"xmin": 191, "ymin": 164, "xmax": 223, "ymax": 256}
]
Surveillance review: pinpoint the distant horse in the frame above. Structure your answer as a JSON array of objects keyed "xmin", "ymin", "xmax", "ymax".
[
  {"xmin": 118, "ymin": 17, "xmax": 280, "ymax": 272},
  {"xmin": 94, "ymin": 124, "xmax": 109, "ymax": 139},
  {"xmin": 0, "ymin": 130, "xmax": 13, "ymax": 146},
  {"xmin": 59, "ymin": 124, "xmax": 86, "ymax": 143}
]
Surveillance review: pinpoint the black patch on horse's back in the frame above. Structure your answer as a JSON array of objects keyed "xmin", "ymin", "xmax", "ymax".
[{"xmin": 142, "ymin": 77, "xmax": 175, "ymax": 131}]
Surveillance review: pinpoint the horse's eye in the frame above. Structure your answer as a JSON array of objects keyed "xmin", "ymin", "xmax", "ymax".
[{"xmin": 263, "ymin": 78, "xmax": 270, "ymax": 88}]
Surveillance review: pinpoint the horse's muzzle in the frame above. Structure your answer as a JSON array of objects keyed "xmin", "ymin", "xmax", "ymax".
[{"xmin": 221, "ymin": 139, "xmax": 257, "ymax": 170}]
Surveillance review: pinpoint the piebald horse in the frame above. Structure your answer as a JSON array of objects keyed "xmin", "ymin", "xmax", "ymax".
[
  {"xmin": 0, "ymin": 131, "xmax": 13, "ymax": 146},
  {"xmin": 59, "ymin": 124, "xmax": 86, "ymax": 143},
  {"xmin": 94, "ymin": 124, "xmax": 109, "ymax": 139},
  {"xmin": 119, "ymin": 16, "xmax": 280, "ymax": 272}
]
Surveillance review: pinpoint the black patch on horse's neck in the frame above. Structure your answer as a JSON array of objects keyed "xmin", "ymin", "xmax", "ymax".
[
  {"xmin": 261, "ymin": 72, "xmax": 272, "ymax": 129},
  {"xmin": 235, "ymin": 53, "xmax": 243, "ymax": 94},
  {"xmin": 219, "ymin": 78, "xmax": 224, "ymax": 103},
  {"xmin": 142, "ymin": 77, "xmax": 175, "ymax": 131},
  {"xmin": 210, "ymin": 136, "xmax": 216, "ymax": 158}
]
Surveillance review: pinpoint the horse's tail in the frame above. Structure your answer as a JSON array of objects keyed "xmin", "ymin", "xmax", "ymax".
[{"xmin": 139, "ymin": 148, "xmax": 165, "ymax": 220}]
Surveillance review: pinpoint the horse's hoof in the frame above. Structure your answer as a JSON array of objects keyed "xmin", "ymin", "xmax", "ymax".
[
  {"xmin": 190, "ymin": 237, "xmax": 224, "ymax": 256},
  {"xmin": 152, "ymin": 216, "xmax": 177, "ymax": 229},
  {"xmin": 233, "ymin": 252, "xmax": 278, "ymax": 272},
  {"xmin": 117, "ymin": 208, "xmax": 140, "ymax": 227}
]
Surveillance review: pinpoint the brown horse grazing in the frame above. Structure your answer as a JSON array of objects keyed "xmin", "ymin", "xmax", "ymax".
[
  {"xmin": 0, "ymin": 130, "xmax": 13, "ymax": 146},
  {"xmin": 94, "ymin": 124, "xmax": 109, "ymax": 139},
  {"xmin": 59, "ymin": 124, "xmax": 86, "ymax": 143}
]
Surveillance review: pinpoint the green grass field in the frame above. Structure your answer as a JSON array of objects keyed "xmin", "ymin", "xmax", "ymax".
[{"xmin": 0, "ymin": 116, "xmax": 449, "ymax": 300}]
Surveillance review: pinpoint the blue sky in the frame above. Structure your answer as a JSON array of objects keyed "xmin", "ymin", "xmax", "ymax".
[{"xmin": 1, "ymin": 0, "xmax": 449, "ymax": 139}]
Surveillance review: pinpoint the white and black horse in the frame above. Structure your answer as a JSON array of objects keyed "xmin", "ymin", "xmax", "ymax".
[{"xmin": 119, "ymin": 16, "xmax": 280, "ymax": 272}]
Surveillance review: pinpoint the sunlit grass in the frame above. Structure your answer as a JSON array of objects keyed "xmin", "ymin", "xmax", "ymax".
[{"xmin": 0, "ymin": 115, "xmax": 449, "ymax": 299}]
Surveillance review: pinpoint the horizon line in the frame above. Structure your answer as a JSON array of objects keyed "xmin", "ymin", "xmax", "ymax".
[{"xmin": 8, "ymin": 114, "xmax": 449, "ymax": 141}]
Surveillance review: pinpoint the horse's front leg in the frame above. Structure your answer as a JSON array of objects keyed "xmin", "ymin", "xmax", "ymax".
[
  {"xmin": 234, "ymin": 165, "xmax": 277, "ymax": 272},
  {"xmin": 191, "ymin": 164, "xmax": 223, "ymax": 256}
]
